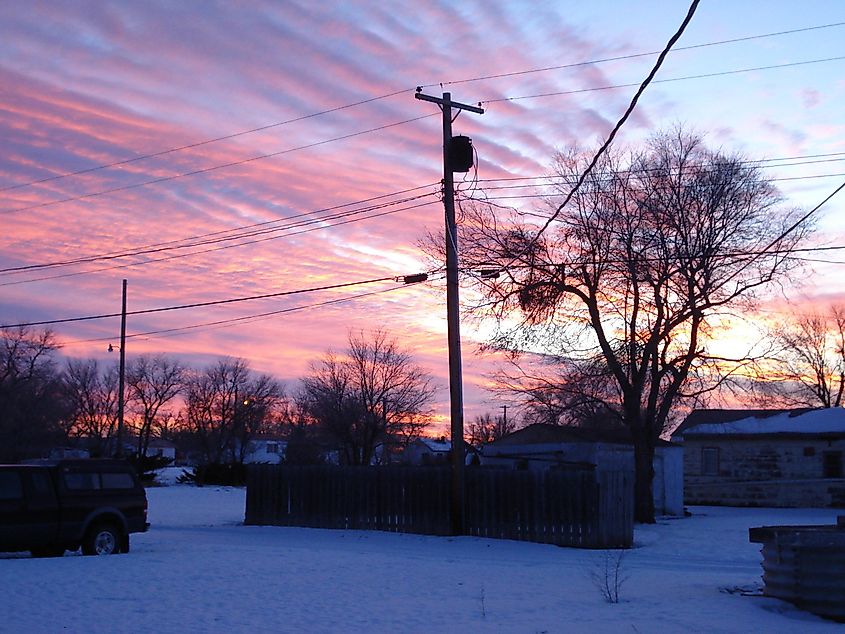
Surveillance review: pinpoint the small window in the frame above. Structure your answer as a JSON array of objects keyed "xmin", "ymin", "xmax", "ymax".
[
  {"xmin": 702, "ymin": 447, "xmax": 720, "ymax": 476},
  {"xmin": 63, "ymin": 472, "xmax": 101, "ymax": 491},
  {"xmin": 101, "ymin": 472, "xmax": 135, "ymax": 489},
  {"xmin": 823, "ymin": 452, "xmax": 843, "ymax": 479},
  {"xmin": 266, "ymin": 443, "xmax": 278, "ymax": 454},
  {"xmin": 0, "ymin": 471, "xmax": 23, "ymax": 500}
]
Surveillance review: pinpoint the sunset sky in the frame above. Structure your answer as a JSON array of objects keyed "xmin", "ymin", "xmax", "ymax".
[{"xmin": 2, "ymin": 2, "xmax": 844, "ymax": 431}]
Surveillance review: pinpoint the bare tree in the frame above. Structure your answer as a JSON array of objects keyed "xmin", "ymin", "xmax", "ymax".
[
  {"xmin": 490, "ymin": 355, "xmax": 626, "ymax": 429},
  {"xmin": 126, "ymin": 354, "xmax": 185, "ymax": 460},
  {"xmin": 0, "ymin": 326, "xmax": 66, "ymax": 461},
  {"xmin": 457, "ymin": 129, "xmax": 810, "ymax": 522},
  {"xmin": 467, "ymin": 412, "xmax": 515, "ymax": 447},
  {"xmin": 301, "ymin": 331, "xmax": 435, "ymax": 466},
  {"xmin": 62, "ymin": 358, "xmax": 119, "ymax": 456},
  {"xmin": 763, "ymin": 305, "xmax": 845, "ymax": 408},
  {"xmin": 184, "ymin": 358, "xmax": 282, "ymax": 464}
]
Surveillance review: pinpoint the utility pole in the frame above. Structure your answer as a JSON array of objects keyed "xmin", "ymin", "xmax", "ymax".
[
  {"xmin": 415, "ymin": 90, "xmax": 483, "ymax": 535},
  {"xmin": 116, "ymin": 279, "xmax": 127, "ymax": 458}
]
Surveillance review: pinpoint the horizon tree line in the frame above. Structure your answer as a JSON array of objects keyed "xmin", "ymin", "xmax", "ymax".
[{"xmin": 0, "ymin": 326, "xmax": 437, "ymax": 466}]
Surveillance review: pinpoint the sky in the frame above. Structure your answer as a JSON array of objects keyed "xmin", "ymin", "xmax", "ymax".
[{"xmin": 2, "ymin": 1, "xmax": 845, "ymax": 431}]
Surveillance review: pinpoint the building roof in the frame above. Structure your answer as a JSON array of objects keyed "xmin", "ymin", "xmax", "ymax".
[
  {"xmin": 675, "ymin": 407, "xmax": 845, "ymax": 438},
  {"xmin": 414, "ymin": 438, "xmax": 451, "ymax": 452},
  {"xmin": 487, "ymin": 424, "xmax": 676, "ymax": 447},
  {"xmin": 250, "ymin": 435, "xmax": 288, "ymax": 443}
]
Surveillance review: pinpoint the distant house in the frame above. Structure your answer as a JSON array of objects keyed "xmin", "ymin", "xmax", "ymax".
[
  {"xmin": 144, "ymin": 439, "xmax": 177, "ymax": 461},
  {"xmin": 244, "ymin": 436, "xmax": 288, "ymax": 464},
  {"xmin": 48, "ymin": 447, "xmax": 91, "ymax": 460},
  {"xmin": 481, "ymin": 424, "xmax": 684, "ymax": 516},
  {"xmin": 404, "ymin": 437, "xmax": 451, "ymax": 466},
  {"xmin": 671, "ymin": 408, "xmax": 845, "ymax": 507}
]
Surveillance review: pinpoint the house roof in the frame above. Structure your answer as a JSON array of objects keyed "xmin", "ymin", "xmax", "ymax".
[
  {"xmin": 250, "ymin": 435, "xmax": 288, "ymax": 442},
  {"xmin": 146, "ymin": 438, "xmax": 177, "ymax": 449},
  {"xmin": 415, "ymin": 438, "xmax": 451, "ymax": 452},
  {"xmin": 675, "ymin": 407, "xmax": 845, "ymax": 438},
  {"xmin": 487, "ymin": 424, "xmax": 676, "ymax": 447}
]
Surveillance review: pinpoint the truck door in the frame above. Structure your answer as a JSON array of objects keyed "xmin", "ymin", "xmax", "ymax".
[
  {"xmin": 0, "ymin": 470, "xmax": 27, "ymax": 549},
  {"xmin": 23, "ymin": 469, "xmax": 60, "ymax": 546}
]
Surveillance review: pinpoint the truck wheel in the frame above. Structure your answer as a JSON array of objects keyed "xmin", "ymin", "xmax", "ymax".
[
  {"xmin": 82, "ymin": 523, "xmax": 122, "ymax": 556},
  {"xmin": 30, "ymin": 545, "xmax": 65, "ymax": 558}
]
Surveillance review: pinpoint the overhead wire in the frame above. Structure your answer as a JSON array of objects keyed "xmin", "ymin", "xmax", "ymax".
[
  {"xmin": 503, "ymin": 0, "xmax": 701, "ymax": 265},
  {"xmin": 6, "ymin": 54, "xmax": 835, "ymax": 219},
  {"xmin": 0, "ymin": 114, "xmax": 437, "ymax": 215},
  {"xmin": 480, "ymin": 55, "xmax": 845, "ymax": 105},
  {"xmin": 13, "ymin": 149, "xmax": 840, "ymax": 278},
  {"xmin": 422, "ymin": 21, "xmax": 845, "ymax": 88},
  {"xmin": 58, "ymin": 278, "xmax": 443, "ymax": 347},
  {"xmin": 465, "ymin": 172, "xmax": 845, "ymax": 206},
  {"xmin": 0, "ymin": 274, "xmax": 431, "ymax": 329},
  {"xmin": 0, "ymin": 189, "xmax": 439, "ymax": 275},
  {"xmin": 0, "ymin": 198, "xmax": 440, "ymax": 287},
  {"xmin": 1, "ymin": 22, "xmax": 840, "ymax": 219},
  {"xmin": 0, "ymin": 182, "xmax": 438, "ymax": 274},
  {"xmin": 3, "ymin": 21, "xmax": 841, "ymax": 196},
  {"xmin": 10, "ymin": 151, "xmax": 837, "ymax": 282},
  {"xmin": 0, "ymin": 88, "xmax": 414, "ymax": 194}
]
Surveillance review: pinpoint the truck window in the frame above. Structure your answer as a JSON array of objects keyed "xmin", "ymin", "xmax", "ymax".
[
  {"xmin": 30, "ymin": 470, "xmax": 53, "ymax": 495},
  {"xmin": 0, "ymin": 471, "xmax": 23, "ymax": 499},
  {"xmin": 101, "ymin": 472, "xmax": 135, "ymax": 489},
  {"xmin": 63, "ymin": 472, "xmax": 101, "ymax": 491}
]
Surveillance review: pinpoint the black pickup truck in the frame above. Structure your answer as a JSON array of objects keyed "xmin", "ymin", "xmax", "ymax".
[{"xmin": 0, "ymin": 459, "xmax": 149, "ymax": 557}]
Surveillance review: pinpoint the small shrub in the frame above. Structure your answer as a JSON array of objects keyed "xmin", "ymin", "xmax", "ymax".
[
  {"xmin": 127, "ymin": 454, "xmax": 174, "ymax": 482},
  {"xmin": 590, "ymin": 549, "xmax": 628, "ymax": 604},
  {"xmin": 178, "ymin": 463, "xmax": 248, "ymax": 486}
]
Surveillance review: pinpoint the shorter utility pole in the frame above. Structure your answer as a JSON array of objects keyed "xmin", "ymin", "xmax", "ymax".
[
  {"xmin": 115, "ymin": 279, "xmax": 127, "ymax": 458},
  {"xmin": 415, "ymin": 89, "xmax": 483, "ymax": 535},
  {"xmin": 501, "ymin": 405, "xmax": 508, "ymax": 427}
]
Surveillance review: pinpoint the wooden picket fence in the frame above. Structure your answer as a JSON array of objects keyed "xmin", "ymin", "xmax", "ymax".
[{"xmin": 245, "ymin": 464, "xmax": 633, "ymax": 548}]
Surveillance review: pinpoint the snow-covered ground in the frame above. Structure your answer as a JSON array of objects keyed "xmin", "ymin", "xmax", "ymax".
[{"xmin": 1, "ymin": 485, "xmax": 842, "ymax": 633}]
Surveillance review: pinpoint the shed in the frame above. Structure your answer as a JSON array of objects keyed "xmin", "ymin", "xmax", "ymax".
[{"xmin": 481, "ymin": 424, "xmax": 684, "ymax": 516}]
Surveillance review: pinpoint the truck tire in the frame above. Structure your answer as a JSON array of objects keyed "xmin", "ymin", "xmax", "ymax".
[
  {"xmin": 30, "ymin": 545, "xmax": 65, "ymax": 558},
  {"xmin": 82, "ymin": 523, "xmax": 123, "ymax": 556}
]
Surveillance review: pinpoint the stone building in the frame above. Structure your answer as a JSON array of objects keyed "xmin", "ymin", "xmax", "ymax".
[{"xmin": 671, "ymin": 408, "xmax": 845, "ymax": 507}]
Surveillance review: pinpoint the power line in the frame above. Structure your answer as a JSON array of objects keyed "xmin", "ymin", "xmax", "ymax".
[
  {"xmin": 521, "ymin": 0, "xmax": 700, "ymax": 253},
  {"xmin": 0, "ymin": 199, "xmax": 439, "ymax": 287},
  {"xmin": 0, "ymin": 88, "xmax": 413, "ymax": 194},
  {"xmin": 481, "ymin": 55, "xmax": 845, "ymax": 105},
  {"xmin": 0, "ymin": 183, "xmax": 438, "ymax": 274},
  {"xmin": 1, "ymin": 51, "xmax": 835, "ymax": 224},
  {"xmin": 8, "ymin": 152, "xmax": 840, "ymax": 279},
  {"xmin": 468, "ymin": 172, "xmax": 845, "ymax": 203},
  {"xmin": 460, "ymin": 245, "xmax": 845, "ymax": 273},
  {"xmin": 0, "ymin": 114, "xmax": 436, "ymax": 216},
  {"xmin": 424, "ymin": 21, "xmax": 845, "ymax": 88},
  {"xmin": 0, "ymin": 275, "xmax": 412, "ymax": 329},
  {"xmin": 0, "ymin": 189, "xmax": 439, "ymax": 275},
  {"xmin": 59, "ymin": 281, "xmax": 435, "ymax": 346},
  {"xmin": 13, "ymin": 150, "xmax": 840, "ymax": 277},
  {"xmin": 472, "ymin": 153, "xmax": 845, "ymax": 185},
  {"xmin": 5, "ymin": 21, "xmax": 840, "ymax": 196}
]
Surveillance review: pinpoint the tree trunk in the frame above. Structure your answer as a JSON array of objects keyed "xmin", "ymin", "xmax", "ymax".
[{"xmin": 632, "ymin": 431, "xmax": 656, "ymax": 524}]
